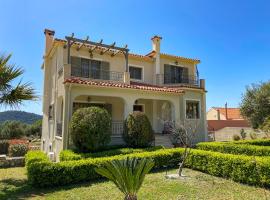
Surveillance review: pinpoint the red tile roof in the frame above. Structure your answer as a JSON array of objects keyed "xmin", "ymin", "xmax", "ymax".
[
  {"xmin": 208, "ymin": 120, "xmax": 250, "ymax": 131},
  {"xmin": 64, "ymin": 78, "xmax": 184, "ymax": 94},
  {"xmin": 213, "ymin": 107, "xmax": 243, "ymax": 120}
]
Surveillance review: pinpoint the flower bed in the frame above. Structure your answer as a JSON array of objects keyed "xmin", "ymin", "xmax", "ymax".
[
  {"xmin": 60, "ymin": 146, "xmax": 165, "ymax": 161},
  {"xmin": 26, "ymin": 148, "xmax": 270, "ymax": 188}
]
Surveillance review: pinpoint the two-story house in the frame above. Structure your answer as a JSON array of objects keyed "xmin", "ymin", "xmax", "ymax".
[{"xmin": 41, "ymin": 29, "xmax": 208, "ymax": 159}]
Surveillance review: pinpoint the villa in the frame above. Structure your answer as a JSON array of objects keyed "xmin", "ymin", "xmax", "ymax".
[{"xmin": 41, "ymin": 29, "xmax": 208, "ymax": 159}]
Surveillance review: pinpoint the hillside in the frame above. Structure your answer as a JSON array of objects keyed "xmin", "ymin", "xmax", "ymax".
[{"xmin": 0, "ymin": 111, "xmax": 42, "ymax": 124}]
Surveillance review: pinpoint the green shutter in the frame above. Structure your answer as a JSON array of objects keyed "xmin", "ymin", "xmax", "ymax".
[
  {"xmin": 101, "ymin": 61, "xmax": 110, "ymax": 80},
  {"xmin": 182, "ymin": 67, "xmax": 189, "ymax": 83},
  {"xmin": 164, "ymin": 64, "xmax": 171, "ymax": 83},
  {"xmin": 71, "ymin": 57, "xmax": 81, "ymax": 77}
]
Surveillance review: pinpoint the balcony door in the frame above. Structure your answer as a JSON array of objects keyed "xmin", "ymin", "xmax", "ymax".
[{"xmin": 164, "ymin": 64, "xmax": 188, "ymax": 84}]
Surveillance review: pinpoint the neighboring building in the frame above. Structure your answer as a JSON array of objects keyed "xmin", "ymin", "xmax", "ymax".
[
  {"xmin": 207, "ymin": 105, "xmax": 251, "ymax": 141},
  {"xmin": 41, "ymin": 29, "xmax": 208, "ymax": 159}
]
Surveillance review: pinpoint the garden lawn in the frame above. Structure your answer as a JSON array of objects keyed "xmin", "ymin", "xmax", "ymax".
[{"xmin": 1, "ymin": 167, "xmax": 270, "ymax": 200}]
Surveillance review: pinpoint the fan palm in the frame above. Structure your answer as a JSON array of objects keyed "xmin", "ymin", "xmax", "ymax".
[
  {"xmin": 95, "ymin": 157, "xmax": 154, "ymax": 200},
  {"xmin": 0, "ymin": 53, "xmax": 37, "ymax": 107}
]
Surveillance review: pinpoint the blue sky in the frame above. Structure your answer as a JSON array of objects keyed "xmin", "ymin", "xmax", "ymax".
[{"xmin": 0, "ymin": 0, "xmax": 269, "ymax": 115}]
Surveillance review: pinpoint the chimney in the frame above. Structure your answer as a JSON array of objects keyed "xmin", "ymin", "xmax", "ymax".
[
  {"xmin": 44, "ymin": 29, "xmax": 55, "ymax": 55},
  {"xmin": 225, "ymin": 102, "xmax": 228, "ymax": 119},
  {"xmin": 151, "ymin": 35, "xmax": 162, "ymax": 53},
  {"xmin": 151, "ymin": 35, "xmax": 162, "ymax": 80},
  {"xmin": 217, "ymin": 109, "xmax": 221, "ymax": 120}
]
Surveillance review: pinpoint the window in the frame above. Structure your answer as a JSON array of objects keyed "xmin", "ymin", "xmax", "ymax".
[
  {"xmin": 71, "ymin": 57, "xmax": 110, "ymax": 79},
  {"xmin": 133, "ymin": 104, "xmax": 144, "ymax": 112},
  {"xmin": 48, "ymin": 105, "xmax": 54, "ymax": 120},
  {"xmin": 164, "ymin": 64, "xmax": 188, "ymax": 84},
  {"xmin": 129, "ymin": 66, "xmax": 142, "ymax": 80},
  {"xmin": 186, "ymin": 101, "xmax": 200, "ymax": 119}
]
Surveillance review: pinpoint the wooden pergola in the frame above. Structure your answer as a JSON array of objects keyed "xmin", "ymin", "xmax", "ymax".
[{"xmin": 65, "ymin": 34, "xmax": 130, "ymax": 72}]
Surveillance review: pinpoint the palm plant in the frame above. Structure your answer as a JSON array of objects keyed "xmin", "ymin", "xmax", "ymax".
[
  {"xmin": 0, "ymin": 53, "xmax": 37, "ymax": 107},
  {"xmin": 95, "ymin": 157, "xmax": 154, "ymax": 200}
]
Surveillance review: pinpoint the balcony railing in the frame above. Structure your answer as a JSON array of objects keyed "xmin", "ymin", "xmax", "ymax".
[
  {"xmin": 112, "ymin": 120, "xmax": 123, "ymax": 137},
  {"xmin": 71, "ymin": 67, "xmax": 124, "ymax": 82},
  {"xmin": 156, "ymin": 74, "xmax": 200, "ymax": 87}
]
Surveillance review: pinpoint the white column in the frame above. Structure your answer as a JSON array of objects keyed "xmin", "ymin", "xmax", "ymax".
[
  {"xmin": 124, "ymin": 97, "xmax": 135, "ymax": 119},
  {"xmin": 172, "ymin": 99, "xmax": 180, "ymax": 123},
  {"xmin": 152, "ymin": 100, "xmax": 158, "ymax": 133}
]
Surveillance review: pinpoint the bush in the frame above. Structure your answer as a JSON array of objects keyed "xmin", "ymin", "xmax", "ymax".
[
  {"xmin": 197, "ymin": 142, "xmax": 270, "ymax": 156},
  {"xmin": 234, "ymin": 139, "xmax": 270, "ymax": 146},
  {"xmin": 69, "ymin": 107, "xmax": 112, "ymax": 152},
  {"xmin": 60, "ymin": 146, "xmax": 165, "ymax": 161},
  {"xmin": 27, "ymin": 148, "xmax": 270, "ymax": 188},
  {"xmin": 8, "ymin": 139, "xmax": 29, "ymax": 157},
  {"xmin": 123, "ymin": 112, "xmax": 154, "ymax": 147},
  {"xmin": 233, "ymin": 134, "xmax": 241, "ymax": 141},
  {"xmin": 0, "ymin": 121, "xmax": 27, "ymax": 139},
  {"xmin": 0, "ymin": 140, "xmax": 9, "ymax": 154}
]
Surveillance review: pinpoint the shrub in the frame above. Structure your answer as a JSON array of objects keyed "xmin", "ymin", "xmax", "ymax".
[
  {"xmin": 123, "ymin": 112, "xmax": 154, "ymax": 147},
  {"xmin": 197, "ymin": 142, "xmax": 270, "ymax": 156},
  {"xmin": 8, "ymin": 139, "xmax": 29, "ymax": 157},
  {"xmin": 250, "ymin": 132, "xmax": 258, "ymax": 140},
  {"xmin": 240, "ymin": 129, "xmax": 247, "ymax": 140},
  {"xmin": 234, "ymin": 139, "xmax": 270, "ymax": 146},
  {"xmin": 60, "ymin": 146, "xmax": 165, "ymax": 161},
  {"xmin": 27, "ymin": 148, "xmax": 270, "ymax": 188},
  {"xmin": 0, "ymin": 121, "xmax": 27, "ymax": 139},
  {"xmin": 69, "ymin": 107, "xmax": 112, "ymax": 152},
  {"xmin": 233, "ymin": 134, "xmax": 241, "ymax": 141},
  {"xmin": 0, "ymin": 140, "xmax": 9, "ymax": 154}
]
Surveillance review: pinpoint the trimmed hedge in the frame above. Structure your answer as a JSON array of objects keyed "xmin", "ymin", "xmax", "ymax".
[
  {"xmin": 26, "ymin": 148, "xmax": 270, "ymax": 188},
  {"xmin": 197, "ymin": 142, "xmax": 270, "ymax": 156},
  {"xmin": 60, "ymin": 146, "xmax": 165, "ymax": 161},
  {"xmin": 234, "ymin": 139, "xmax": 270, "ymax": 146}
]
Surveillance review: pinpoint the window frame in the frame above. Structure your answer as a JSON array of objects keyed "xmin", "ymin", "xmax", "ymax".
[
  {"xmin": 184, "ymin": 99, "xmax": 201, "ymax": 120},
  {"xmin": 129, "ymin": 65, "xmax": 144, "ymax": 81},
  {"xmin": 133, "ymin": 104, "xmax": 145, "ymax": 113}
]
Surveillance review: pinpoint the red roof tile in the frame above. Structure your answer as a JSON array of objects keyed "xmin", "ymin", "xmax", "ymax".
[
  {"xmin": 64, "ymin": 78, "xmax": 184, "ymax": 94},
  {"xmin": 213, "ymin": 107, "xmax": 243, "ymax": 120}
]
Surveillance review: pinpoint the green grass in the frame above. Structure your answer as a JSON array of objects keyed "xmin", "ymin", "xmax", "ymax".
[{"xmin": 1, "ymin": 167, "xmax": 270, "ymax": 200}]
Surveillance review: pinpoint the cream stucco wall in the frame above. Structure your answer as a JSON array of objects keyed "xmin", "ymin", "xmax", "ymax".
[{"xmin": 207, "ymin": 108, "xmax": 226, "ymax": 120}]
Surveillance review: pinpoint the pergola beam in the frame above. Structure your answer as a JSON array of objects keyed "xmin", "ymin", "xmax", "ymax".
[{"xmin": 77, "ymin": 36, "xmax": 89, "ymax": 51}]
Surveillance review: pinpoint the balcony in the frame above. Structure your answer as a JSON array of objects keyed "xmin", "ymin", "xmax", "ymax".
[
  {"xmin": 112, "ymin": 120, "xmax": 124, "ymax": 137},
  {"xmin": 156, "ymin": 74, "xmax": 200, "ymax": 87},
  {"xmin": 71, "ymin": 68, "xmax": 124, "ymax": 82}
]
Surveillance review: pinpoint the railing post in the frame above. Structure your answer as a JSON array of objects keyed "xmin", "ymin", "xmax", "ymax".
[
  {"xmin": 200, "ymin": 79, "xmax": 205, "ymax": 89},
  {"xmin": 123, "ymin": 72, "xmax": 130, "ymax": 84}
]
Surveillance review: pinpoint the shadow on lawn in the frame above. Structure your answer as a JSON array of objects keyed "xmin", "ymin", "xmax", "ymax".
[{"xmin": 0, "ymin": 177, "xmax": 107, "ymax": 200}]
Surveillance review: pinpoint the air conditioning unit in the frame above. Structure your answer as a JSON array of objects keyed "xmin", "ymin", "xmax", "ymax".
[{"xmin": 48, "ymin": 152, "xmax": 55, "ymax": 162}]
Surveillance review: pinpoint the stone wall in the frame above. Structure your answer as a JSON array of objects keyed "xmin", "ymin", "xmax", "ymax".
[{"xmin": 0, "ymin": 155, "xmax": 25, "ymax": 168}]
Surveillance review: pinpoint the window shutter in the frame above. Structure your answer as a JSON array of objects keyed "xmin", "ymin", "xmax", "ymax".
[
  {"xmin": 81, "ymin": 58, "xmax": 89, "ymax": 78},
  {"xmin": 164, "ymin": 64, "xmax": 171, "ymax": 83},
  {"xmin": 101, "ymin": 61, "xmax": 110, "ymax": 80},
  {"xmin": 182, "ymin": 67, "xmax": 189, "ymax": 83},
  {"xmin": 71, "ymin": 57, "xmax": 81, "ymax": 77}
]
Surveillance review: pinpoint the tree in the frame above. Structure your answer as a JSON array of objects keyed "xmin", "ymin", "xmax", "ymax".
[
  {"xmin": 95, "ymin": 157, "xmax": 154, "ymax": 200},
  {"xmin": 240, "ymin": 81, "xmax": 270, "ymax": 128},
  {"xmin": 26, "ymin": 119, "xmax": 42, "ymax": 137},
  {"xmin": 0, "ymin": 120, "xmax": 27, "ymax": 139},
  {"xmin": 167, "ymin": 120, "xmax": 199, "ymax": 178},
  {"xmin": 0, "ymin": 53, "xmax": 37, "ymax": 107}
]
